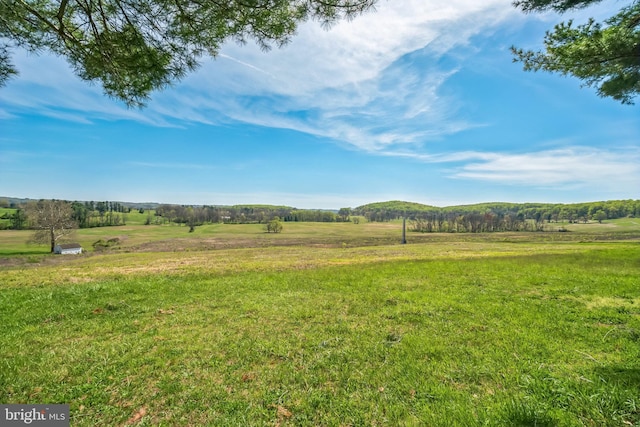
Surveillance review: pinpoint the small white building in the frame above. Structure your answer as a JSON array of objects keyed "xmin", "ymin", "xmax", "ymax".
[{"xmin": 54, "ymin": 243, "xmax": 83, "ymax": 255}]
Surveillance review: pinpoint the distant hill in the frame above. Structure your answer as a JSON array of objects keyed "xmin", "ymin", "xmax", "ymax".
[
  {"xmin": 353, "ymin": 199, "xmax": 640, "ymax": 222},
  {"xmin": 355, "ymin": 200, "xmax": 438, "ymax": 212},
  {"xmin": 0, "ymin": 198, "xmax": 304, "ymax": 212},
  {"xmin": 0, "ymin": 197, "xmax": 35, "ymax": 207},
  {"xmin": 2, "ymin": 197, "xmax": 639, "ymax": 223},
  {"xmin": 0, "ymin": 197, "xmax": 162, "ymax": 210},
  {"xmin": 229, "ymin": 204, "xmax": 295, "ymax": 211}
]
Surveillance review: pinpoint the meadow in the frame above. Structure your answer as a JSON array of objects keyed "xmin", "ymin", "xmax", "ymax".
[{"xmin": 1, "ymin": 219, "xmax": 639, "ymax": 426}]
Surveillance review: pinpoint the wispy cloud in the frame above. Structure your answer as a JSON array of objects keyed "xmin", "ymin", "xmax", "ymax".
[
  {"xmin": 448, "ymin": 147, "xmax": 640, "ymax": 190},
  {"xmin": 377, "ymin": 145, "xmax": 640, "ymax": 193},
  {"xmin": 0, "ymin": 109, "xmax": 15, "ymax": 119},
  {"xmin": 1, "ymin": 0, "xmax": 519, "ymax": 151},
  {"xmin": 217, "ymin": 54, "xmax": 276, "ymax": 78},
  {"xmin": 147, "ymin": 0, "xmax": 518, "ymax": 150},
  {"xmin": 2, "ymin": 50, "xmax": 176, "ymax": 126}
]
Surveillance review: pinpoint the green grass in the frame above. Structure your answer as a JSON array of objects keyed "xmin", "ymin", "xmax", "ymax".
[
  {"xmin": 0, "ymin": 229, "xmax": 49, "ymax": 256},
  {"xmin": 0, "ymin": 221, "xmax": 408, "ymax": 256},
  {"xmin": 122, "ymin": 210, "xmax": 153, "ymax": 225},
  {"xmin": 0, "ymin": 207, "xmax": 16, "ymax": 228},
  {"xmin": 1, "ymin": 238, "xmax": 639, "ymax": 426},
  {"xmin": 2, "ymin": 217, "xmax": 639, "ymax": 259}
]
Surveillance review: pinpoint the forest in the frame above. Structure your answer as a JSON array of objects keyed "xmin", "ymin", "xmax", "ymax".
[{"xmin": 353, "ymin": 200, "xmax": 640, "ymax": 223}]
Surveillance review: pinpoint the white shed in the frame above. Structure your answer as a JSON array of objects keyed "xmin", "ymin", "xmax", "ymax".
[{"xmin": 54, "ymin": 243, "xmax": 83, "ymax": 255}]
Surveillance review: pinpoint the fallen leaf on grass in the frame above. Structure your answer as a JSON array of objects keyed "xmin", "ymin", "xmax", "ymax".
[
  {"xmin": 271, "ymin": 404, "xmax": 293, "ymax": 426},
  {"xmin": 277, "ymin": 406, "xmax": 292, "ymax": 418},
  {"xmin": 124, "ymin": 407, "xmax": 147, "ymax": 425},
  {"xmin": 241, "ymin": 373, "xmax": 256, "ymax": 382}
]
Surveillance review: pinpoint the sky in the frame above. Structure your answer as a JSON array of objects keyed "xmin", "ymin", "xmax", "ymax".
[{"xmin": 1, "ymin": 0, "xmax": 638, "ymax": 209}]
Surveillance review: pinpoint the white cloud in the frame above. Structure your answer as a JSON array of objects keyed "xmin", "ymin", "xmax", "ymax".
[
  {"xmin": 374, "ymin": 145, "xmax": 640, "ymax": 194},
  {"xmin": 2, "ymin": 0, "xmax": 521, "ymax": 151},
  {"xmin": 448, "ymin": 147, "xmax": 640, "ymax": 190},
  {"xmin": 221, "ymin": 0, "xmax": 514, "ymax": 96},
  {"xmin": 1, "ymin": 50, "xmax": 174, "ymax": 125},
  {"xmin": 146, "ymin": 0, "xmax": 518, "ymax": 150},
  {"xmin": 4, "ymin": 0, "xmax": 636, "ymax": 201}
]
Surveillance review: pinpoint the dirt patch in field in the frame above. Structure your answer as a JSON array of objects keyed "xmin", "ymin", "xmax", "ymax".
[
  {"xmin": 0, "ymin": 257, "xmax": 24, "ymax": 267},
  {"xmin": 126, "ymin": 235, "xmax": 410, "ymax": 253}
]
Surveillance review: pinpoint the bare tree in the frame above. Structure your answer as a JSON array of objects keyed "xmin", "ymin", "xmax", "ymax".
[{"xmin": 26, "ymin": 200, "xmax": 77, "ymax": 252}]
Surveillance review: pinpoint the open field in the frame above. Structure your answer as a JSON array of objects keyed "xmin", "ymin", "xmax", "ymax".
[
  {"xmin": 1, "ymin": 217, "xmax": 640, "ymax": 259},
  {"xmin": 1, "ymin": 222, "xmax": 639, "ymax": 425},
  {"xmin": 0, "ymin": 221, "xmax": 407, "ymax": 257}
]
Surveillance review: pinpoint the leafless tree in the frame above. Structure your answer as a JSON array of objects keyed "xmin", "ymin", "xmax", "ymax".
[{"xmin": 26, "ymin": 200, "xmax": 77, "ymax": 252}]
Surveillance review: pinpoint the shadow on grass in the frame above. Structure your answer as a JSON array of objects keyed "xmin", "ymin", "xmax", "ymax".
[
  {"xmin": 593, "ymin": 366, "xmax": 640, "ymax": 391},
  {"xmin": 497, "ymin": 400, "xmax": 555, "ymax": 427},
  {"xmin": 0, "ymin": 250, "xmax": 50, "ymax": 256}
]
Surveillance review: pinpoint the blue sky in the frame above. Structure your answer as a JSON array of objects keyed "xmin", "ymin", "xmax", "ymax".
[{"xmin": 1, "ymin": 0, "xmax": 638, "ymax": 209}]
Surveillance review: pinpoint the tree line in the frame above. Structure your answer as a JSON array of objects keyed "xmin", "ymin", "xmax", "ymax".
[
  {"xmin": 410, "ymin": 212, "xmax": 543, "ymax": 233},
  {"xmin": 71, "ymin": 201, "xmax": 130, "ymax": 228},
  {"xmin": 4, "ymin": 199, "xmax": 639, "ymax": 232},
  {"xmin": 0, "ymin": 200, "xmax": 349, "ymax": 231},
  {"xmin": 353, "ymin": 200, "xmax": 640, "ymax": 226},
  {"xmin": 0, "ymin": 200, "xmax": 130, "ymax": 230},
  {"xmin": 153, "ymin": 204, "xmax": 349, "ymax": 226}
]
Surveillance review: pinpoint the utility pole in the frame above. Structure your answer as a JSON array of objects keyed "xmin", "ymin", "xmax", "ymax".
[{"xmin": 402, "ymin": 216, "xmax": 407, "ymax": 244}]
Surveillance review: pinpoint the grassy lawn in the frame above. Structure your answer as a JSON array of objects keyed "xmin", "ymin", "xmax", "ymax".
[{"xmin": 1, "ymin": 228, "xmax": 639, "ymax": 425}]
